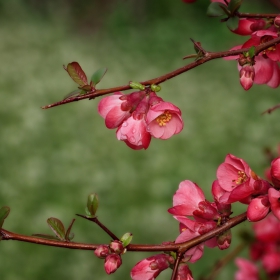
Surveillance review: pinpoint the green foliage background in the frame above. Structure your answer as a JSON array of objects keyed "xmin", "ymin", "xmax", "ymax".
[{"xmin": 0, "ymin": 0, "xmax": 278, "ymax": 279}]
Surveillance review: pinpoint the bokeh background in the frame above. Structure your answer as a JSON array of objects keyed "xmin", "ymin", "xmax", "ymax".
[{"xmin": 0, "ymin": 0, "xmax": 279, "ymax": 279}]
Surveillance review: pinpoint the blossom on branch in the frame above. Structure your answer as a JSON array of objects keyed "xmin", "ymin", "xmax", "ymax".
[
  {"xmin": 130, "ymin": 254, "xmax": 171, "ymax": 280},
  {"xmin": 98, "ymin": 90, "xmax": 183, "ymax": 150}
]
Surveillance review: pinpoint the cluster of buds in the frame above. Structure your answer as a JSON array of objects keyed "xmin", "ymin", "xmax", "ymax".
[
  {"xmin": 98, "ymin": 88, "xmax": 183, "ymax": 150},
  {"xmin": 94, "ymin": 240, "xmax": 124, "ymax": 274}
]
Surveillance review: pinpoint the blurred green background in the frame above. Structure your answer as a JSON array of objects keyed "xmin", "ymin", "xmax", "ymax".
[{"xmin": 0, "ymin": 0, "xmax": 279, "ymax": 279}]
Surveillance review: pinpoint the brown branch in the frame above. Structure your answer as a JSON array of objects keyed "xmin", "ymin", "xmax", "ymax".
[
  {"xmin": 0, "ymin": 212, "xmax": 247, "ymax": 253},
  {"xmin": 42, "ymin": 37, "xmax": 280, "ymax": 110},
  {"xmin": 76, "ymin": 214, "xmax": 119, "ymax": 240}
]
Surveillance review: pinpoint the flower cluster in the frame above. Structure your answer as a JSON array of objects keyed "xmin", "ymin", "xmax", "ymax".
[
  {"xmin": 235, "ymin": 213, "xmax": 280, "ymax": 279},
  {"xmin": 94, "ymin": 241, "xmax": 124, "ymax": 274},
  {"xmin": 98, "ymin": 91, "xmax": 183, "ymax": 150},
  {"xmin": 131, "ymin": 153, "xmax": 280, "ymax": 279}
]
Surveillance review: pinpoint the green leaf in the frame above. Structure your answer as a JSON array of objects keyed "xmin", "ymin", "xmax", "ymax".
[
  {"xmin": 248, "ymin": 46, "xmax": 256, "ymax": 58},
  {"xmin": 65, "ymin": 219, "xmax": 75, "ymax": 241},
  {"xmin": 207, "ymin": 2, "xmax": 229, "ymax": 17},
  {"xmin": 120, "ymin": 232, "xmax": 133, "ymax": 247},
  {"xmin": 228, "ymin": 0, "xmax": 242, "ymax": 14},
  {"xmin": 86, "ymin": 193, "xmax": 99, "ymax": 217},
  {"xmin": 47, "ymin": 217, "xmax": 66, "ymax": 241},
  {"xmin": 90, "ymin": 68, "xmax": 107, "ymax": 86},
  {"xmin": 226, "ymin": 16, "xmax": 239, "ymax": 31},
  {"xmin": 129, "ymin": 81, "xmax": 145, "ymax": 90},
  {"xmin": 65, "ymin": 62, "xmax": 88, "ymax": 86},
  {"xmin": 0, "ymin": 206, "xmax": 10, "ymax": 228}
]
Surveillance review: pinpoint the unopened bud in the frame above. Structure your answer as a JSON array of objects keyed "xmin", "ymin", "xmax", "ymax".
[
  {"xmin": 94, "ymin": 245, "xmax": 110, "ymax": 258},
  {"xmin": 239, "ymin": 65, "xmax": 255, "ymax": 90}
]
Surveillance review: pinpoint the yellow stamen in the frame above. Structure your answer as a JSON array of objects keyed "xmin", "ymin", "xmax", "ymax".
[
  {"xmin": 232, "ymin": 171, "xmax": 248, "ymax": 187},
  {"xmin": 156, "ymin": 111, "xmax": 172, "ymax": 127}
]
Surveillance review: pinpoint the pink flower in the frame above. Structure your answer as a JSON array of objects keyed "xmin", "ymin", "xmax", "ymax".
[
  {"xmin": 239, "ymin": 65, "xmax": 255, "ymax": 90},
  {"xmin": 247, "ymin": 196, "xmax": 270, "ymax": 222},
  {"xmin": 270, "ymin": 157, "xmax": 280, "ymax": 187},
  {"xmin": 235, "ymin": 258, "xmax": 259, "ymax": 280},
  {"xmin": 98, "ymin": 92, "xmax": 132, "ymax": 129},
  {"xmin": 168, "ymin": 180, "xmax": 206, "ymax": 216},
  {"xmin": 130, "ymin": 254, "xmax": 170, "ymax": 280},
  {"xmin": 94, "ymin": 245, "xmax": 110, "ymax": 258},
  {"xmin": 231, "ymin": 19, "xmax": 266, "ymax": 36},
  {"xmin": 268, "ymin": 188, "xmax": 280, "ymax": 220},
  {"xmin": 175, "ymin": 264, "xmax": 193, "ymax": 280},
  {"xmin": 116, "ymin": 113, "xmax": 151, "ymax": 150},
  {"xmin": 146, "ymin": 102, "xmax": 183, "ymax": 140},
  {"xmin": 104, "ymin": 253, "xmax": 122, "ymax": 274},
  {"xmin": 262, "ymin": 252, "xmax": 280, "ymax": 274}
]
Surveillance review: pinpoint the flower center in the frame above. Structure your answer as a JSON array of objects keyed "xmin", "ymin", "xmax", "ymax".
[
  {"xmin": 232, "ymin": 171, "xmax": 248, "ymax": 186},
  {"xmin": 156, "ymin": 111, "xmax": 172, "ymax": 126}
]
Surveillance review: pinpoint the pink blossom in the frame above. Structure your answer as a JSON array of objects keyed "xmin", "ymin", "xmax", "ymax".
[
  {"xmin": 247, "ymin": 196, "xmax": 270, "ymax": 222},
  {"xmin": 231, "ymin": 19, "xmax": 266, "ymax": 36},
  {"xmin": 104, "ymin": 253, "xmax": 122, "ymax": 274},
  {"xmin": 146, "ymin": 102, "xmax": 183, "ymax": 140},
  {"xmin": 268, "ymin": 188, "xmax": 280, "ymax": 220},
  {"xmin": 168, "ymin": 180, "xmax": 205, "ymax": 216},
  {"xmin": 175, "ymin": 264, "xmax": 193, "ymax": 280},
  {"xmin": 94, "ymin": 245, "xmax": 110, "ymax": 258},
  {"xmin": 235, "ymin": 258, "xmax": 259, "ymax": 280},
  {"xmin": 116, "ymin": 112, "xmax": 151, "ymax": 150},
  {"xmin": 270, "ymin": 157, "xmax": 280, "ymax": 187},
  {"xmin": 130, "ymin": 254, "xmax": 170, "ymax": 280},
  {"xmin": 262, "ymin": 252, "xmax": 280, "ymax": 274},
  {"xmin": 98, "ymin": 92, "xmax": 131, "ymax": 129},
  {"xmin": 239, "ymin": 65, "xmax": 255, "ymax": 90}
]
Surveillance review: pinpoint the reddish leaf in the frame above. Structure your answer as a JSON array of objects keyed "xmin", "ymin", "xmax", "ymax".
[
  {"xmin": 65, "ymin": 62, "xmax": 88, "ymax": 86},
  {"xmin": 47, "ymin": 217, "xmax": 66, "ymax": 241}
]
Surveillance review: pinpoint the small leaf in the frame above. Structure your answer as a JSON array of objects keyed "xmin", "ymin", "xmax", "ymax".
[
  {"xmin": 32, "ymin": 234, "xmax": 61, "ymax": 240},
  {"xmin": 65, "ymin": 62, "xmax": 88, "ymax": 86},
  {"xmin": 129, "ymin": 81, "xmax": 145, "ymax": 90},
  {"xmin": 248, "ymin": 46, "xmax": 256, "ymax": 58},
  {"xmin": 226, "ymin": 16, "xmax": 239, "ymax": 31},
  {"xmin": 228, "ymin": 0, "xmax": 242, "ymax": 14},
  {"xmin": 0, "ymin": 206, "xmax": 10, "ymax": 228},
  {"xmin": 65, "ymin": 219, "xmax": 75, "ymax": 241},
  {"xmin": 90, "ymin": 68, "xmax": 107, "ymax": 86},
  {"xmin": 86, "ymin": 193, "xmax": 99, "ymax": 217},
  {"xmin": 47, "ymin": 217, "xmax": 66, "ymax": 241},
  {"xmin": 151, "ymin": 84, "xmax": 161, "ymax": 92},
  {"xmin": 120, "ymin": 232, "xmax": 133, "ymax": 247},
  {"xmin": 207, "ymin": 2, "xmax": 229, "ymax": 17}
]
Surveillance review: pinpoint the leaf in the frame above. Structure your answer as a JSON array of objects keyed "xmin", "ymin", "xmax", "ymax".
[
  {"xmin": 226, "ymin": 16, "xmax": 239, "ymax": 31},
  {"xmin": 207, "ymin": 2, "xmax": 229, "ymax": 17},
  {"xmin": 47, "ymin": 217, "xmax": 66, "ymax": 241},
  {"xmin": 248, "ymin": 46, "xmax": 256, "ymax": 58},
  {"xmin": 65, "ymin": 219, "xmax": 75, "ymax": 241},
  {"xmin": 86, "ymin": 193, "xmax": 99, "ymax": 217},
  {"xmin": 65, "ymin": 62, "xmax": 88, "ymax": 86},
  {"xmin": 0, "ymin": 206, "xmax": 10, "ymax": 228},
  {"xmin": 90, "ymin": 68, "xmax": 107, "ymax": 86},
  {"xmin": 228, "ymin": 0, "xmax": 242, "ymax": 14},
  {"xmin": 120, "ymin": 232, "xmax": 133, "ymax": 247}
]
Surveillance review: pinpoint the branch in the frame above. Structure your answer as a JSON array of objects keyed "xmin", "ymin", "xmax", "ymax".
[
  {"xmin": 0, "ymin": 212, "xmax": 247, "ymax": 253},
  {"xmin": 42, "ymin": 37, "xmax": 280, "ymax": 109}
]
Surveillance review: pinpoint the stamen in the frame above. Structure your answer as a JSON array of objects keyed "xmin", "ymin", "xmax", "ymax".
[{"xmin": 156, "ymin": 111, "xmax": 172, "ymax": 126}]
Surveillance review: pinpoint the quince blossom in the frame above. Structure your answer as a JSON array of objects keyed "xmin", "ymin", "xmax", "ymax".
[{"xmin": 98, "ymin": 91, "xmax": 183, "ymax": 150}]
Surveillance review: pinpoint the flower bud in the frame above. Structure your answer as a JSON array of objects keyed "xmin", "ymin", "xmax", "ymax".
[
  {"xmin": 239, "ymin": 65, "xmax": 255, "ymax": 90},
  {"xmin": 104, "ymin": 253, "xmax": 122, "ymax": 274},
  {"xmin": 109, "ymin": 240, "xmax": 124, "ymax": 254},
  {"xmin": 94, "ymin": 245, "xmax": 110, "ymax": 259}
]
